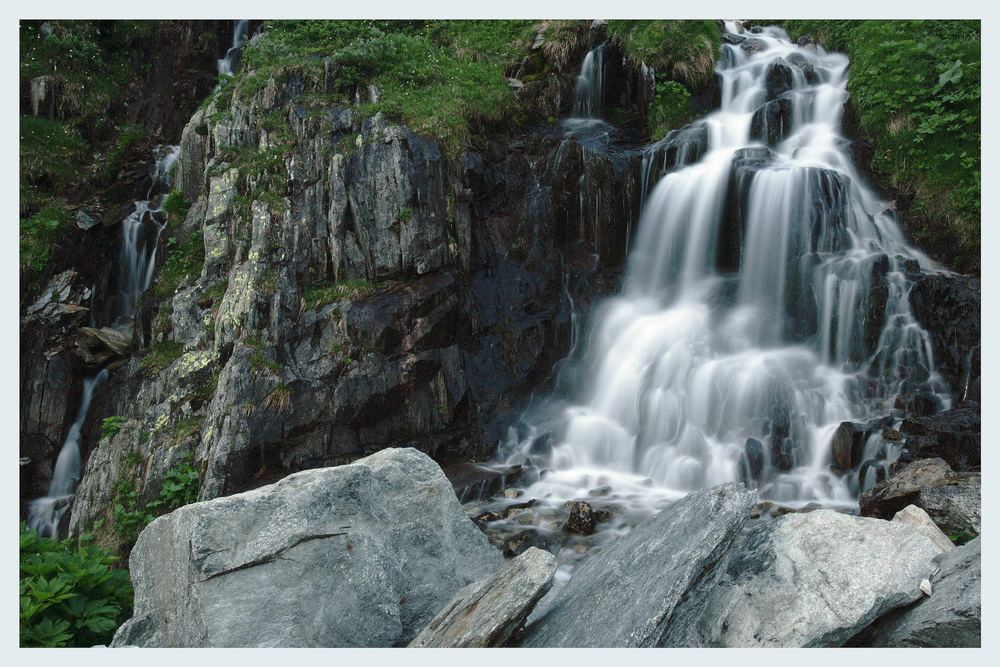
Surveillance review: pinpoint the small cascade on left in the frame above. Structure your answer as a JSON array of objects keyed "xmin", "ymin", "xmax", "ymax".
[
  {"xmin": 28, "ymin": 370, "xmax": 108, "ymax": 537},
  {"xmin": 26, "ymin": 145, "xmax": 179, "ymax": 537}
]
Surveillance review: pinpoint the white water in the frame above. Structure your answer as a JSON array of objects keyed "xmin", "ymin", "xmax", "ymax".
[
  {"xmin": 503, "ymin": 23, "xmax": 950, "ymax": 512},
  {"xmin": 218, "ymin": 20, "xmax": 249, "ymax": 77},
  {"xmin": 28, "ymin": 370, "xmax": 108, "ymax": 537},
  {"xmin": 572, "ymin": 44, "xmax": 606, "ymax": 119}
]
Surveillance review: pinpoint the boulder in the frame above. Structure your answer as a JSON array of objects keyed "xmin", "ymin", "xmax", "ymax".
[
  {"xmin": 692, "ymin": 510, "xmax": 939, "ymax": 646},
  {"xmin": 899, "ymin": 403, "xmax": 980, "ymax": 471},
  {"xmin": 519, "ymin": 483, "xmax": 756, "ymax": 647},
  {"xmin": 860, "ymin": 458, "xmax": 980, "ymax": 537},
  {"xmin": 891, "ymin": 505, "xmax": 954, "ymax": 554},
  {"xmin": 750, "ymin": 97, "xmax": 793, "ymax": 146},
  {"xmin": 409, "ymin": 547, "xmax": 556, "ymax": 648},
  {"xmin": 744, "ymin": 437, "xmax": 765, "ymax": 479},
  {"xmin": 764, "ymin": 62, "xmax": 794, "ymax": 100},
  {"xmin": 111, "ymin": 448, "xmax": 503, "ymax": 647},
  {"xmin": 858, "ymin": 537, "xmax": 980, "ymax": 647},
  {"xmin": 563, "ymin": 500, "xmax": 596, "ymax": 535}
]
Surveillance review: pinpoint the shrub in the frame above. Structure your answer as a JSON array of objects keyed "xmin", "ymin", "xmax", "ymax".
[
  {"xmin": 19, "ymin": 523, "xmax": 133, "ymax": 647},
  {"xmin": 160, "ymin": 190, "xmax": 191, "ymax": 225},
  {"xmin": 20, "ymin": 203, "xmax": 70, "ymax": 274},
  {"xmin": 648, "ymin": 79, "xmax": 693, "ymax": 140},
  {"xmin": 100, "ymin": 416, "xmax": 124, "ymax": 440},
  {"xmin": 113, "ymin": 453, "xmax": 200, "ymax": 544}
]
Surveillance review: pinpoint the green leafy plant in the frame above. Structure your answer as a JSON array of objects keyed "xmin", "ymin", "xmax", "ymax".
[
  {"xmin": 20, "ymin": 203, "xmax": 70, "ymax": 274},
  {"xmin": 648, "ymin": 78, "xmax": 693, "ymax": 140},
  {"xmin": 100, "ymin": 416, "xmax": 124, "ymax": 440},
  {"xmin": 19, "ymin": 523, "xmax": 133, "ymax": 647},
  {"xmin": 161, "ymin": 190, "xmax": 191, "ymax": 225},
  {"xmin": 113, "ymin": 453, "xmax": 200, "ymax": 544},
  {"xmin": 155, "ymin": 230, "xmax": 205, "ymax": 298}
]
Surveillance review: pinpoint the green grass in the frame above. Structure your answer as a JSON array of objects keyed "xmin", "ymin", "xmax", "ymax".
[
  {"xmin": 139, "ymin": 340, "xmax": 184, "ymax": 375},
  {"xmin": 161, "ymin": 190, "xmax": 191, "ymax": 226},
  {"xmin": 302, "ymin": 278, "xmax": 385, "ymax": 309},
  {"xmin": 20, "ymin": 203, "xmax": 70, "ymax": 275},
  {"xmin": 20, "ymin": 117, "xmax": 88, "ymax": 187},
  {"xmin": 607, "ymin": 20, "xmax": 720, "ymax": 88},
  {"xmin": 103, "ymin": 124, "xmax": 146, "ymax": 180},
  {"xmin": 784, "ymin": 20, "xmax": 980, "ymax": 271},
  {"xmin": 155, "ymin": 230, "xmax": 205, "ymax": 298}
]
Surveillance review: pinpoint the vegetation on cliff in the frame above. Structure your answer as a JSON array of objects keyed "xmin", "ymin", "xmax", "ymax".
[{"xmin": 784, "ymin": 20, "xmax": 981, "ymax": 272}]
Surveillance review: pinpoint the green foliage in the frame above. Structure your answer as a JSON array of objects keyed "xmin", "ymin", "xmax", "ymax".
[
  {"xmin": 648, "ymin": 79, "xmax": 693, "ymax": 140},
  {"xmin": 161, "ymin": 190, "xmax": 191, "ymax": 225},
  {"xmin": 155, "ymin": 230, "xmax": 205, "ymax": 298},
  {"xmin": 113, "ymin": 453, "xmax": 200, "ymax": 544},
  {"xmin": 19, "ymin": 523, "xmax": 132, "ymax": 647},
  {"xmin": 302, "ymin": 278, "xmax": 384, "ymax": 309},
  {"xmin": 784, "ymin": 20, "xmax": 980, "ymax": 269},
  {"xmin": 139, "ymin": 340, "xmax": 184, "ymax": 375},
  {"xmin": 20, "ymin": 117, "xmax": 87, "ymax": 186},
  {"xmin": 100, "ymin": 416, "xmax": 124, "ymax": 440},
  {"xmin": 20, "ymin": 203, "xmax": 70, "ymax": 274},
  {"xmin": 238, "ymin": 20, "xmax": 535, "ymax": 154},
  {"xmin": 948, "ymin": 528, "xmax": 977, "ymax": 545},
  {"xmin": 607, "ymin": 20, "xmax": 720, "ymax": 87}
]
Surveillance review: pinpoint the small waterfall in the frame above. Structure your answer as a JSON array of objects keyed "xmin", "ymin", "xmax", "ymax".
[
  {"xmin": 571, "ymin": 44, "xmax": 606, "ymax": 119},
  {"xmin": 28, "ymin": 370, "xmax": 108, "ymax": 538},
  {"xmin": 218, "ymin": 20, "xmax": 250, "ymax": 76},
  {"xmin": 503, "ymin": 22, "xmax": 951, "ymax": 512},
  {"xmin": 117, "ymin": 145, "xmax": 179, "ymax": 322}
]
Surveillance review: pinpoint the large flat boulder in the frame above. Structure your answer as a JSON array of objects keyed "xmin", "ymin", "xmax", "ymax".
[
  {"xmin": 860, "ymin": 537, "xmax": 980, "ymax": 647},
  {"xmin": 111, "ymin": 448, "xmax": 503, "ymax": 647},
  {"xmin": 410, "ymin": 547, "xmax": 556, "ymax": 647},
  {"xmin": 518, "ymin": 483, "xmax": 756, "ymax": 647},
  {"xmin": 691, "ymin": 510, "xmax": 939, "ymax": 647},
  {"xmin": 860, "ymin": 457, "xmax": 980, "ymax": 537}
]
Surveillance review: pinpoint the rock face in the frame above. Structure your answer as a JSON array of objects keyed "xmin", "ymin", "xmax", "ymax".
[
  {"xmin": 692, "ymin": 510, "xmax": 939, "ymax": 647},
  {"xmin": 891, "ymin": 505, "xmax": 954, "ymax": 554},
  {"xmin": 860, "ymin": 457, "xmax": 980, "ymax": 537},
  {"xmin": 859, "ymin": 537, "xmax": 980, "ymax": 647},
  {"xmin": 899, "ymin": 403, "xmax": 980, "ymax": 471},
  {"xmin": 110, "ymin": 448, "xmax": 503, "ymax": 647},
  {"xmin": 409, "ymin": 547, "xmax": 556, "ymax": 648},
  {"xmin": 518, "ymin": 483, "xmax": 756, "ymax": 647}
]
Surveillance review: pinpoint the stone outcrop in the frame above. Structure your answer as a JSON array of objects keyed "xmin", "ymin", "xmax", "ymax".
[
  {"xmin": 518, "ymin": 483, "xmax": 756, "ymax": 647},
  {"xmin": 409, "ymin": 546, "xmax": 556, "ymax": 648},
  {"xmin": 111, "ymin": 448, "xmax": 502, "ymax": 647},
  {"xmin": 691, "ymin": 510, "xmax": 940, "ymax": 647}
]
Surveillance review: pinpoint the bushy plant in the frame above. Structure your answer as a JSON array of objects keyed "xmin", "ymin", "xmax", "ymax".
[
  {"xmin": 100, "ymin": 416, "xmax": 124, "ymax": 440},
  {"xmin": 19, "ymin": 523, "xmax": 133, "ymax": 647},
  {"xmin": 20, "ymin": 203, "xmax": 70, "ymax": 274},
  {"xmin": 114, "ymin": 452, "xmax": 200, "ymax": 544}
]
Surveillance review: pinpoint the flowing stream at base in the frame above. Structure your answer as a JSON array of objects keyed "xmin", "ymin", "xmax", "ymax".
[{"xmin": 494, "ymin": 23, "xmax": 950, "ymax": 532}]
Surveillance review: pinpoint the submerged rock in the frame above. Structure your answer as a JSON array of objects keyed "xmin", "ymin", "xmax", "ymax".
[
  {"xmin": 409, "ymin": 547, "xmax": 556, "ymax": 648},
  {"xmin": 563, "ymin": 500, "xmax": 596, "ymax": 535},
  {"xmin": 692, "ymin": 510, "xmax": 939, "ymax": 647},
  {"xmin": 519, "ymin": 483, "xmax": 756, "ymax": 647},
  {"xmin": 111, "ymin": 448, "xmax": 502, "ymax": 647},
  {"xmin": 858, "ymin": 537, "xmax": 980, "ymax": 647}
]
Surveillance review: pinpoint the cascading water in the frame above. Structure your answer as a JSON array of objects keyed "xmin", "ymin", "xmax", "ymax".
[
  {"xmin": 572, "ymin": 44, "xmax": 606, "ymax": 119},
  {"xmin": 218, "ymin": 20, "xmax": 250, "ymax": 76},
  {"xmin": 502, "ymin": 23, "xmax": 951, "ymax": 516},
  {"xmin": 27, "ymin": 370, "xmax": 108, "ymax": 537}
]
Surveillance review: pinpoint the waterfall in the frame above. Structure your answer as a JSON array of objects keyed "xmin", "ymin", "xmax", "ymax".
[
  {"xmin": 571, "ymin": 44, "xmax": 605, "ymax": 119},
  {"xmin": 504, "ymin": 23, "xmax": 950, "ymax": 511},
  {"xmin": 218, "ymin": 20, "xmax": 250, "ymax": 77},
  {"xmin": 28, "ymin": 370, "xmax": 108, "ymax": 538},
  {"xmin": 116, "ymin": 145, "xmax": 179, "ymax": 322}
]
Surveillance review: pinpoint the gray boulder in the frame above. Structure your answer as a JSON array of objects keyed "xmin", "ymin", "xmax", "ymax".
[
  {"xmin": 111, "ymin": 448, "xmax": 502, "ymax": 647},
  {"xmin": 861, "ymin": 457, "xmax": 980, "ymax": 537},
  {"xmin": 410, "ymin": 547, "xmax": 556, "ymax": 647},
  {"xmin": 692, "ymin": 510, "xmax": 940, "ymax": 647},
  {"xmin": 519, "ymin": 483, "xmax": 756, "ymax": 647},
  {"xmin": 860, "ymin": 537, "xmax": 980, "ymax": 647},
  {"xmin": 891, "ymin": 505, "xmax": 954, "ymax": 554}
]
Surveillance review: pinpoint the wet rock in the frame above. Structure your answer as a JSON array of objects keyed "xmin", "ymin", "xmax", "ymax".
[
  {"xmin": 30, "ymin": 75, "xmax": 58, "ymax": 118},
  {"xmin": 721, "ymin": 33, "xmax": 747, "ymax": 45},
  {"xmin": 744, "ymin": 438, "xmax": 765, "ymax": 479},
  {"xmin": 882, "ymin": 427, "xmax": 903, "ymax": 441},
  {"xmin": 445, "ymin": 463, "xmax": 524, "ymax": 503},
  {"xmin": 907, "ymin": 273, "xmax": 980, "ymax": 403},
  {"xmin": 519, "ymin": 483, "xmax": 755, "ymax": 647},
  {"xmin": 830, "ymin": 421, "xmax": 859, "ymax": 471},
  {"xmin": 563, "ymin": 500, "xmax": 596, "ymax": 535},
  {"xmin": 75, "ymin": 210, "xmax": 101, "ymax": 230},
  {"xmin": 588, "ymin": 485, "xmax": 611, "ymax": 497},
  {"xmin": 764, "ymin": 62, "xmax": 794, "ymax": 100},
  {"xmin": 891, "ymin": 505, "xmax": 954, "ymax": 554},
  {"xmin": 693, "ymin": 510, "xmax": 939, "ymax": 646},
  {"xmin": 899, "ymin": 403, "xmax": 980, "ymax": 471},
  {"xmin": 858, "ymin": 538, "xmax": 980, "ymax": 647},
  {"xmin": 860, "ymin": 458, "xmax": 980, "ymax": 538},
  {"xmin": 502, "ymin": 529, "xmax": 551, "ymax": 558},
  {"xmin": 110, "ymin": 448, "xmax": 503, "ymax": 647},
  {"xmin": 410, "ymin": 547, "xmax": 556, "ymax": 648},
  {"xmin": 770, "ymin": 438, "xmax": 794, "ymax": 471},
  {"xmin": 750, "ymin": 97, "xmax": 792, "ymax": 146},
  {"xmin": 741, "ymin": 38, "xmax": 768, "ymax": 55},
  {"xmin": 796, "ymin": 35, "xmax": 818, "ymax": 49}
]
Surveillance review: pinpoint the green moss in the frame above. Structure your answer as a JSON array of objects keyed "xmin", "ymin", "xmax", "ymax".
[
  {"xmin": 155, "ymin": 230, "xmax": 205, "ymax": 298},
  {"xmin": 784, "ymin": 20, "xmax": 980, "ymax": 271},
  {"xmin": 20, "ymin": 203, "xmax": 70, "ymax": 275},
  {"xmin": 302, "ymin": 278, "xmax": 386, "ymax": 309},
  {"xmin": 140, "ymin": 340, "xmax": 184, "ymax": 375}
]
